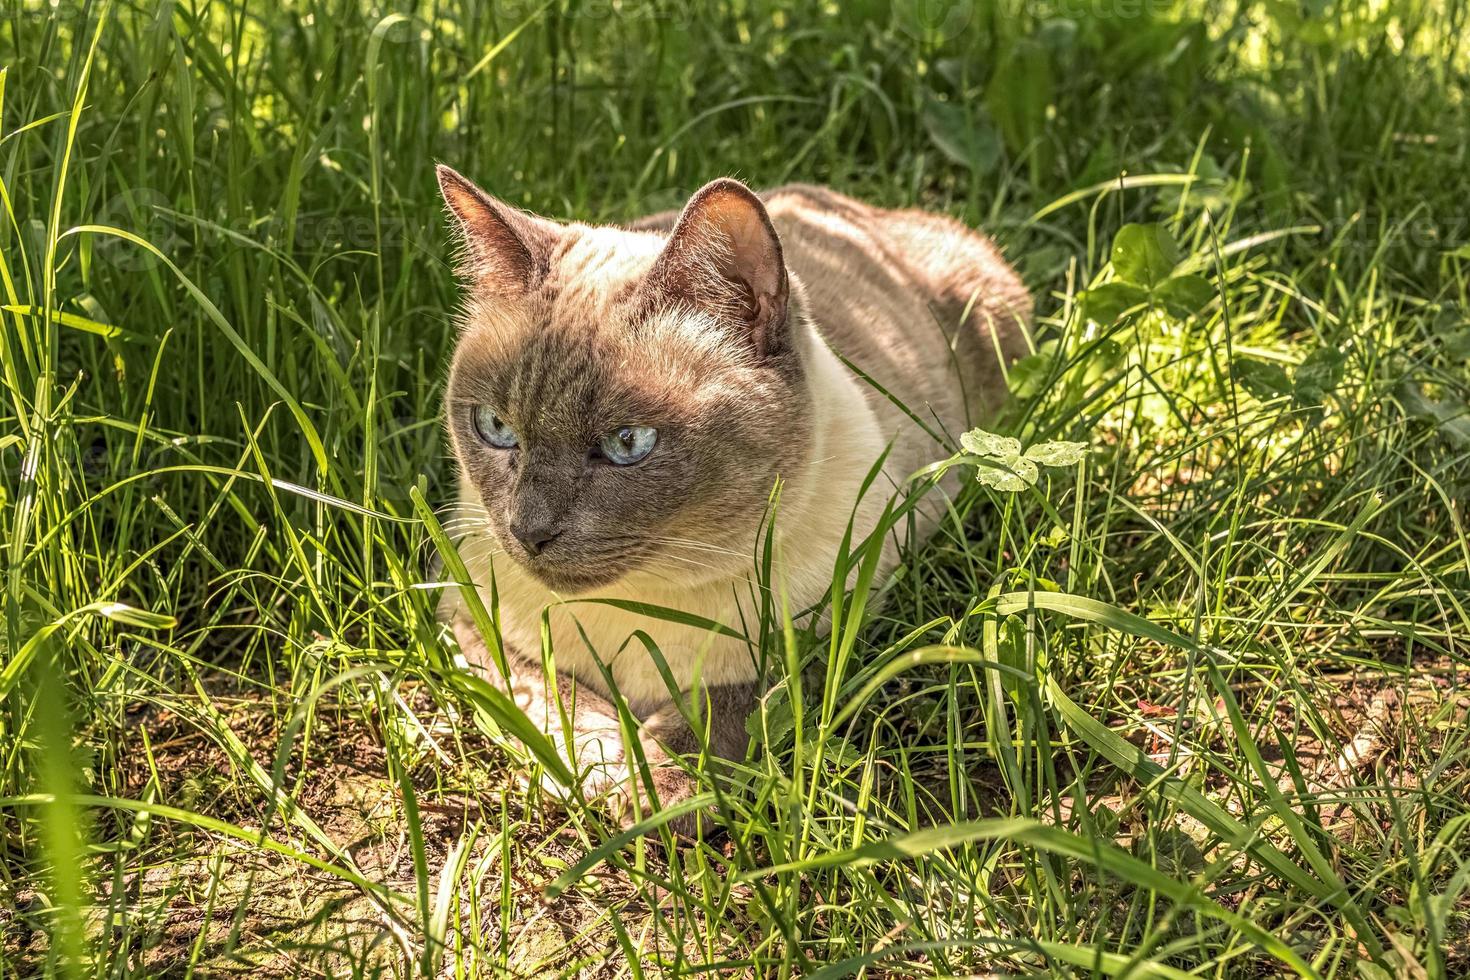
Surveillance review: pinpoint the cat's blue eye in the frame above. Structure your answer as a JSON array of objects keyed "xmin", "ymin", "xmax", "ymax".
[
  {"xmin": 472, "ymin": 406, "xmax": 518, "ymax": 449},
  {"xmin": 599, "ymin": 425, "xmax": 657, "ymax": 465}
]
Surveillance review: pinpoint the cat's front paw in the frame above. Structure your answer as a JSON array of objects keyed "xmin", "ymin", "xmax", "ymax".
[{"xmin": 601, "ymin": 765, "xmax": 714, "ymax": 840}]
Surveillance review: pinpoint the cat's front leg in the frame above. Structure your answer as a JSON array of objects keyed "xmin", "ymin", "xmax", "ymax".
[
  {"xmin": 450, "ymin": 616, "xmax": 642, "ymax": 782},
  {"xmin": 637, "ymin": 682, "xmax": 758, "ymax": 769},
  {"xmin": 629, "ymin": 681, "xmax": 759, "ymax": 834},
  {"xmin": 452, "ymin": 617, "xmax": 751, "ymax": 834}
]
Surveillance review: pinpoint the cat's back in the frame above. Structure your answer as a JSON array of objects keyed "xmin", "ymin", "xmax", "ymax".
[
  {"xmin": 760, "ymin": 184, "xmax": 1030, "ymax": 430},
  {"xmin": 629, "ymin": 183, "xmax": 1030, "ymax": 441}
]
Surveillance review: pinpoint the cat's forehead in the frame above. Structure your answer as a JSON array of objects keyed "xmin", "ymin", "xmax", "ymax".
[
  {"xmin": 449, "ymin": 221, "xmax": 759, "ymax": 437},
  {"xmin": 456, "ymin": 225, "xmax": 661, "ymax": 352},
  {"xmin": 542, "ymin": 225, "xmax": 665, "ymax": 312},
  {"xmin": 452, "ymin": 305, "xmax": 745, "ymax": 440},
  {"xmin": 457, "ymin": 304, "xmax": 733, "ymax": 396}
]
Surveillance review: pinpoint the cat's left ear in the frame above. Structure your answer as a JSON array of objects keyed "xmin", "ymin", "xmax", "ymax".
[
  {"xmin": 645, "ymin": 178, "xmax": 789, "ymax": 358},
  {"xmin": 437, "ymin": 164, "xmax": 561, "ymax": 294}
]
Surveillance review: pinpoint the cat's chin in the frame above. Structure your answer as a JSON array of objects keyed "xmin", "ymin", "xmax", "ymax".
[{"xmin": 514, "ymin": 558, "xmax": 632, "ymax": 594}]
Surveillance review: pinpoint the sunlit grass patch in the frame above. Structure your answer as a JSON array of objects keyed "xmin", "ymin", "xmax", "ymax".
[{"xmin": 2, "ymin": 0, "xmax": 1469, "ymax": 977}]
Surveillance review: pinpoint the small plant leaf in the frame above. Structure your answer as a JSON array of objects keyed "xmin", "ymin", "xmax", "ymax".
[
  {"xmin": 749, "ymin": 684, "xmax": 795, "ymax": 746},
  {"xmin": 1080, "ymin": 281, "xmax": 1149, "ymax": 324},
  {"xmin": 1111, "ymin": 223, "xmax": 1180, "ymax": 288},
  {"xmin": 1006, "ymin": 340, "xmax": 1058, "ymax": 398},
  {"xmin": 1024, "ymin": 440, "xmax": 1089, "ymax": 467},
  {"xmin": 922, "ymin": 95, "xmax": 1001, "ymax": 176},
  {"xmin": 1444, "ymin": 327, "xmax": 1470, "ymax": 360},
  {"xmin": 960, "ymin": 428, "xmax": 1022, "ymax": 458},
  {"xmin": 1292, "ymin": 346, "xmax": 1346, "ymax": 404},
  {"xmin": 976, "ymin": 455, "xmax": 1037, "ymax": 492},
  {"xmin": 1234, "ymin": 358, "xmax": 1293, "ymax": 400},
  {"xmin": 1155, "ymin": 274, "xmax": 1215, "ymax": 316}
]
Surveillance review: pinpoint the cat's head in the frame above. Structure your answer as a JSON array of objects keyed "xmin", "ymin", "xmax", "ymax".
[{"xmin": 439, "ymin": 167, "xmax": 811, "ymax": 592}]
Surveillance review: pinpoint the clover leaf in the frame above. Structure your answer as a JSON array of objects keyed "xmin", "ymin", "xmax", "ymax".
[
  {"xmin": 1023, "ymin": 440, "xmax": 1089, "ymax": 467},
  {"xmin": 1081, "ymin": 223, "xmax": 1217, "ymax": 325},
  {"xmin": 962, "ymin": 428, "xmax": 1091, "ymax": 493},
  {"xmin": 1233, "ymin": 347, "xmax": 1345, "ymax": 407},
  {"xmin": 960, "ymin": 429, "xmax": 1021, "ymax": 458},
  {"xmin": 1111, "ymin": 222, "xmax": 1180, "ymax": 289}
]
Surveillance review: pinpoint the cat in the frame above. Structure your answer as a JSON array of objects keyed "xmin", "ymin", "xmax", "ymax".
[{"xmin": 435, "ymin": 167, "xmax": 1031, "ymax": 831}]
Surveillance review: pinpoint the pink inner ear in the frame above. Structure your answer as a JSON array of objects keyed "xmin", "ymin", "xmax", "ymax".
[
  {"xmin": 654, "ymin": 180, "xmax": 790, "ymax": 357},
  {"xmin": 717, "ymin": 208, "xmax": 781, "ymax": 292},
  {"xmin": 437, "ymin": 166, "xmax": 547, "ymax": 294}
]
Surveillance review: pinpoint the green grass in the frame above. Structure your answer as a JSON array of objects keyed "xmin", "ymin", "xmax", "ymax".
[{"xmin": 3, "ymin": 0, "xmax": 1469, "ymax": 976}]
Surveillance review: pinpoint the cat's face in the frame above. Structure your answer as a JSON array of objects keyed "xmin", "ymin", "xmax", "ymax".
[{"xmin": 440, "ymin": 168, "xmax": 811, "ymax": 592}]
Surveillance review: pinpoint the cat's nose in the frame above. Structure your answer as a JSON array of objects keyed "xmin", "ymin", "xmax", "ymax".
[{"xmin": 511, "ymin": 521, "xmax": 562, "ymax": 556}]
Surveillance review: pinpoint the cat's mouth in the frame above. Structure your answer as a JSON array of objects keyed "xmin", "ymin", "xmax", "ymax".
[
  {"xmin": 504, "ymin": 538, "xmax": 641, "ymax": 593},
  {"xmin": 522, "ymin": 562, "xmax": 628, "ymax": 592}
]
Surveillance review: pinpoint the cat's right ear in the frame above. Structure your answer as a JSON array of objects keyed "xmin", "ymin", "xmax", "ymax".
[
  {"xmin": 645, "ymin": 178, "xmax": 790, "ymax": 359},
  {"xmin": 437, "ymin": 165, "xmax": 558, "ymax": 294}
]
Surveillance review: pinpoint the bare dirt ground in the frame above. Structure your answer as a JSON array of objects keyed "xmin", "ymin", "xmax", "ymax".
[
  {"xmin": 2, "ymin": 679, "xmax": 683, "ymax": 977},
  {"xmin": 3, "ymin": 666, "xmax": 1465, "ymax": 977}
]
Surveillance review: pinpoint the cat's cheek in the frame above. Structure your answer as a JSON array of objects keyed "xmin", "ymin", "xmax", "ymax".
[{"xmin": 466, "ymin": 484, "xmax": 515, "ymax": 545}]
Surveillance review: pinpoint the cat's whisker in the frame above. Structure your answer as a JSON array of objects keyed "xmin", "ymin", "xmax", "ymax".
[
  {"xmin": 652, "ymin": 551, "xmax": 718, "ymax": 569},
  {"xmin": 435, "ymin": 501, "xmax": 490, "ymax": 520},
  {"xmin": 438, "ymin": 515, "xmax": 486, "ymax": 527},
  {"xmin": 647, "ymin": 534, "xmax": 744, "ymax": 552},
  {"xmin": 444, "ymin": 525, "xmax": 493, "ymax": 538},
  {"xmin": 646, "ymin": 536, "xmax": 748, "ymax": 559},
  {"xmin": 651, "ymin": 553, "xmax": 729, "ymax": 577},
  {"xmin": 660, "ymin": 555, "xmax": 745, "ymax": 575},
  {"xmin": 620, "ymin": 564, "xmax": 688, "ymax": 590},
  {"xmin": 440, "ymin": 519, "xmax": 495, "ymax": 535}
]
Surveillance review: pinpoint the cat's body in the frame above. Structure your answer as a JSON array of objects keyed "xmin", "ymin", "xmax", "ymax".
[{"xmin": 437, "ymin": 172, "xmax": 1029, "ymax": 825}]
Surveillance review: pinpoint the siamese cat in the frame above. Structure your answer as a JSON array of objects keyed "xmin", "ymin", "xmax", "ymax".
[{"xmin": 436, "ymin": 168, "xmax": 1030, "ymax": 829}]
